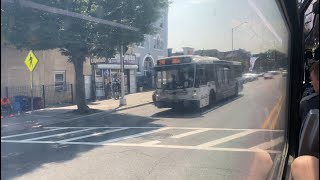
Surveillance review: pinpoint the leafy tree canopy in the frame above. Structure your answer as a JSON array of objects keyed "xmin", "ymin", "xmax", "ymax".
[{"xmin": 1, "ymin": 0, "xmax": 168, "ymax": 112}]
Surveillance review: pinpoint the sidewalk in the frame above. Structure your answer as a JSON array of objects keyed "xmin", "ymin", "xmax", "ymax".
[{"xmin": 1, "ymin": 91, "xmax": 154, "ymax": 133}]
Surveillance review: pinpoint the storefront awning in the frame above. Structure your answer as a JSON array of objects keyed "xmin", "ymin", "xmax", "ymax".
[{"xmin": 97, "ymin": 64, "xmax": 138, "ymax": 70}]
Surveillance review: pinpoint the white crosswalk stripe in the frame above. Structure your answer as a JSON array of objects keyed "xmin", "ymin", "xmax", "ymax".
[
  {"xmin": 249, "ymin": 136, "xmax": 284, "ymax": 150},
  {"xmin": 58, "ymin": 128, "xmax": 129, "ymax": 143},
  {"xmin": 171, "ymin": 128, "xmax": 210, "ymax": 139},
  {"xmin": 23, "ymin": 128, "xmax": 96, "ymax": 141},
  {"xmin": 1, "ymin": 126, "xmax": 284, "ymax": 154},
  {"xmin": 1, "ymin": 128, "xmax": 69, "ymax": 139},
  {"xmin": 197, "ymin": 130, "xmax": 259, "ymax": 148}
]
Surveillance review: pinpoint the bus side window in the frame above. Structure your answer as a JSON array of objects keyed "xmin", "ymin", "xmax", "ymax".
[
  {"xmin": 224, "ymin": 67, "xmax": 230, "ymax": 84},
  {"xmin": 200, "ymin": 69, "xmax": 205, "ymax": 85},
  {"xmin": 205, "ymin": 64, "xmax": 215, "ymax": 82},
  {"xmin": 230, "ymin": 66, "xmax": 236, "ymax": 79},
  {"xmin": 197, "ymin": 65, "xmax": 206, "ymax": 86},
  {"xmin": 156, "ymin": 71, "xmax": 162, "ymax": 88},
  {"xmin": 217, "ymin": 66, "xmax": 224, "ymax": 85}
]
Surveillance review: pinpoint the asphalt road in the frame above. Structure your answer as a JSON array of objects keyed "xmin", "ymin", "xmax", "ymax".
[{"xmin": 1, "ymin": 75, "xmax": 288, "ymax": 180}]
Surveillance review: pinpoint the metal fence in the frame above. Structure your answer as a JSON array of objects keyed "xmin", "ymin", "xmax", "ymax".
[{"xmin": 1, "ymin": 84, "xmax": 74, "ymax": 111}]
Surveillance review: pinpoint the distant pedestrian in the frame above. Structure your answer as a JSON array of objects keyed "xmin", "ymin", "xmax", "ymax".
[
  {"xmin": 112, "ymin": 80, "xmax": 120, "ymax": 100},
  {"xmin": 105, "ymin": 81, "xmax": 112, "ymax": 99},
  {"xmin": 116, "ymin": 80, "xmax": 121, "ymax": 98},
  {"xmin": 1, "ymin": 97, "xmax": 14, "ymax": 118}
]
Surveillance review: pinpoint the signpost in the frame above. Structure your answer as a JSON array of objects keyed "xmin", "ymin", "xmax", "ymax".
[
  {"xmin": 119, "ymin": 45, "xmax": 127, "ymax": 106},
  {"xmin": 24, "ymin": 50, "xmax": 39, "ymax": 113}
]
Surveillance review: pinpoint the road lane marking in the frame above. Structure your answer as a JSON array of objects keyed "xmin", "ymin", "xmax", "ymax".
[
  {"xmin": 249, "ymin": 136, "xmax": 284, "ymax": 150},
  {"xmin": 139, "ymin": 140, "xmax": 161, "ymax": 145},
  {"xmin": 262, "ymin": 96, "xmax": 282, "ymax": 129},
  {"xmin": 196, "ymin": 130, "xmax": 258, "ymax": 148},
  {"xmin": 107, "ymin": 143, "xmax": 281, "ymax": 153},
  {"xmin": 262, "ymin": 96, "xmax": 283, "ymax": 129},
  {"xmin": 1, "ymin": 128, "xmax": 68, "ymax": 139},
  {"xmin": 0, "ymin": 140, "xmax": 281, "ymax": 154},
  {"xmin": 1, "ymin": 140, "xmax": 56, "ymax": 144},
  {"xmin": 271, "ymin": 98, "xmax": 284, "ymax": 129},
  {"xmin": 57, "ymin": 128, "xmax": 128, "ymax": 143},
  {"xmin": 46, "ymin": 126, "xmax": 161, "ymax": 129},
  {"xmin": 46, "ymin": 126, "xmax": 284, "ymax": 132},
  {"xmin": 22, "ymin": 128, "xmax": 96, "ymax": 141},
  {"xmin": 99, "ymin": 127, "xmax": 171, "ymax": 144},
  {"xmin": 171, "ymin": 129, "xmax": 210, "ymax": 139}
]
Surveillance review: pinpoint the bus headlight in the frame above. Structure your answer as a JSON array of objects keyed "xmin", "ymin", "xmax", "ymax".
[{"xmin": 192, "ymin": 90, "xmax": 197, "ymax": 98}]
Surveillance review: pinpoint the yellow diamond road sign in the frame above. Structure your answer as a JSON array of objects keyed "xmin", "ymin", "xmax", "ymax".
[{"xmin": 24, "ymin": 50, "xmax": 38, "ymax": 72}]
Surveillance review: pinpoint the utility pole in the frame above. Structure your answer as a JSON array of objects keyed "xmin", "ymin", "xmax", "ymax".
[
  {"xmin": 232, "ymin": 28, "xmax": 234, "ymax": 53},
  {"xmin": 119, "ymin": 45, "xmax": 127, "ymax": 106}
]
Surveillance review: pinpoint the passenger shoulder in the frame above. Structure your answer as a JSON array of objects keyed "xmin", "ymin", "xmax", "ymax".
[{"xmin": 301, "ymin": 93, "xmax": 318, "ymax": 102}]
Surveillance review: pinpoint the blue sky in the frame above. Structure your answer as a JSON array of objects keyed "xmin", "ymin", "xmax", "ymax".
[{"xmin": 167, "ymin": 0, "xmax": 289, "ymax": 54}]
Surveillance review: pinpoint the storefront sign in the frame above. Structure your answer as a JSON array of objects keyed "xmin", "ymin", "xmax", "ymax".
[
  {"xmin": 90, "ymin": 58, "xmax": 107, "ymax": 64},
  {"xmin": 107, "ymin": 54, "xmax": 136, "ymax": 65},
  {"xmin": 90, "ymin": 54, "xmax": 136, "ymax": 65}
]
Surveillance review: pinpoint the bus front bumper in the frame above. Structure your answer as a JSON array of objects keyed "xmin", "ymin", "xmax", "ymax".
[{"xmin": 154, "ymin": 100, "xmax": 199, "ymax": 108}]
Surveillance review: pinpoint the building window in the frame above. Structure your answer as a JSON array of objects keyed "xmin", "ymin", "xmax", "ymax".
[
  {"xmin": 95, "ymin": 69, "xmax": 102, "ymax": 77},
  {"xmin": 159, "ymin": 15, "xmax": 165, "ymax": 28},
  {"xmin": 144, "ymin": 57, "xmax": 153, "ymax": 76},
  {"xmin": 137, "ymin": 57, "xmax": 141, "ymax": 72},
  {"xmin": 54, "ymin": 71, "xmax": 66, "ymax": 92},
  {"xmin": 153, "ymin": 35, "xmax": 164, "ymax": 50}
]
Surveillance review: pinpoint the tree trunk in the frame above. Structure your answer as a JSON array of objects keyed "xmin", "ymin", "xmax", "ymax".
[{"xmin": 73, "ymin": 59, "xmax": 90, "ymax": 113}]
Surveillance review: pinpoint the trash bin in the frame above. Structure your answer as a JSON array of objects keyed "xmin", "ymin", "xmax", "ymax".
[
  {"xmin": 14, "ymin": 96, "xmax": 29, "ymax": 112},
  {"xmin": 13, "ymin": 96, "xmax": 43, "ymax": 111},
  {"xmin": 13, "ymin": 102, "xmax": 21, "ymax": 113},
  {"xmin": 32, "ymin": 97, "xmax": 43, "ymax": 109}
]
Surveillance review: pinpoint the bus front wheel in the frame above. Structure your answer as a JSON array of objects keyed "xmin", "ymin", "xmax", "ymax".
[
  {"xmin": 209, "ymin": 91, "xmax": 216, "ymax": 106},
  {"xmin": 235, "ymin": 84, "xmax": 239, "ymax": 96}
]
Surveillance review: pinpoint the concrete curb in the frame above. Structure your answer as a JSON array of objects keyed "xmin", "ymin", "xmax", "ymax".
[
  {"xmin": 1, "ymin": 101, "xmax": 153, "ymax": 134},
  {"xmin": 116, "ymin": 102, "xmax": 153, "ymax": 112}
]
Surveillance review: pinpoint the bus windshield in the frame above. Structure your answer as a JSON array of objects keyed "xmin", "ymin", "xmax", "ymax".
[{"xmin": 155, "ymin": 64, "xmax": 195, "ymax": 90}]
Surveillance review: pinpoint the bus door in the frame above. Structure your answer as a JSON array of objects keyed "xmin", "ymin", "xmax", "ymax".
[
  {"xmin": 215, "ymin": 65, "xmax": 228, "ymax": 100},
  {"xmin": 223, "ymin": 66, "xmax": 235, "ymax": 97},
  {"xmin": 205, "ymin": 64, "xmax": 216, "ymax": 91},
  {"xmin": 196, "ymin": 65, "xmax": 210, "ymax": 107}
]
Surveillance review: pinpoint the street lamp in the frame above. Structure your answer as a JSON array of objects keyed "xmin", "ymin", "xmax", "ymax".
[{"xmin": 232, "ymin": 21, "xmax": 247, "ymax": 57}]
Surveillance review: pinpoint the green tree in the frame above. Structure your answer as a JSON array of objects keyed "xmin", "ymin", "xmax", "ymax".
[
  {"xmin": 254, "ymin": 49, "xmax": 288, "ymax": 72},
  {"xmin": 1, "ymin": 0, "xmax": 168, "ymax": 113}
]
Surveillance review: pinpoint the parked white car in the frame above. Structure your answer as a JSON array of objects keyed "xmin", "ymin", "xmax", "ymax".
[
  {"xmin": 268, "ymin": 70, "xmax": 280, "ymax": 75},
  {"xmin": 282, "ymin": 70, "xmax": 288, "ymax": 77},
  {"xmin": 242, "ymin": 73, "xmax": 259, "ymax": 83},
  {"xmin": 264, "ymin": 72, "xmax": 273, "ymax": 79}
]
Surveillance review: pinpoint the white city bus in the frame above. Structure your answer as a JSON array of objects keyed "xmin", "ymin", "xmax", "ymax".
[{"xmin": 153, "ymin": 55, "xmax": 243, "ymax": 110}]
